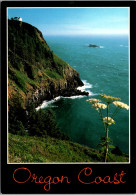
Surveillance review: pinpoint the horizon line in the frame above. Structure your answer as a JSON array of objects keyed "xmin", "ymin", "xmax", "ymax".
[{"xmin": 44, "ymin": 33, "xmax": 129, "ymax": 36}]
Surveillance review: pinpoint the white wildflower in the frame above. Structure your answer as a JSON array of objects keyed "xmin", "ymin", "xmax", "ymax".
[
  {"xmin": 103, "ymin": 117, "xmax": 115, "ymax": 125},
  {"xmin": 100, "ymin": 94, "xmax": 121, "ymax": 104},
  {"xmin": 92, "ymin": 103, "xmax": 107, "ymax": 110},
  {"xmin": 86, "ymin": 98, "xmax": 101, "ymax": 104},
  {"xmin": 113, "ymin": 101, "xmax": 129, "ymax": 110}
]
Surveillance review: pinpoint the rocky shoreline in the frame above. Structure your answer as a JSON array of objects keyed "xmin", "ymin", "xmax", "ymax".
[
  {"xmin": 60, "ymin": 88, "xmax": 89, "ymax": 97},
  {"xmin": 27, "ymin": 83, "xmax": 89, "ymax": 108}
]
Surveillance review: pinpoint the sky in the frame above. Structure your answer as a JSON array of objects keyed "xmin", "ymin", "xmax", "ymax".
[{"xmin": 8, "ymin": 7, "xmax": 129, "ymax": 36}]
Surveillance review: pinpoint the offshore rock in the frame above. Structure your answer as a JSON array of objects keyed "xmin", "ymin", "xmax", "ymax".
[{"xmin": 88, "ymin": 44, "xmax": 100, "ymax": 48}]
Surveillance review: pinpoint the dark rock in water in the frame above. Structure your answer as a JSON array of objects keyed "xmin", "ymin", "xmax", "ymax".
[
  {"xmin": 28, "ymin": 83, "xmax": 89, "ymax": 107},
  {"xmin": 88, "ymin": 44, "xmax": 100, "ymax": 48},
  {"xmin": 60, "ymin": 89, "xmax": 89, "ymax": 97},
  {"xmin": 111, "ymin": 146, "xmax": 123, "ymax": 156}
]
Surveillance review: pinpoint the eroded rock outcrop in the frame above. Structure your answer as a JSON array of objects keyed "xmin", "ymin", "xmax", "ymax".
[{"xmin": 8, "ymin": 20, "xmax": 88, "ymax": 107}]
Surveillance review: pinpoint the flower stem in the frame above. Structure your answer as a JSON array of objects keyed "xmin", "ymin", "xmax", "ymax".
[
  {"xmin": 98, "ymin": 108, "xmax": 106, "ymax": 131},
  {"xmin": 105, "ymin": 103, "xmax": 109, "ymax": 162},
  {"xmin": 111, "ymin": 107, "xmax": 121, "ymax": 119}
]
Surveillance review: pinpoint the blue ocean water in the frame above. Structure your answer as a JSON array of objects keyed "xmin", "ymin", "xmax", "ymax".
[{"xmin": 43, "ymin": 35, "xmax": 129, "ymax": 154}]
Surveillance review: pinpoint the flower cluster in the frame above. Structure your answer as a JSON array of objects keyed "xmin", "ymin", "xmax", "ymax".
[
  {"xmin": 113, "ymin": 101, "xmax": 129, "ymax": 110},
  {"xmin": 92, "ymin": 103, "xmax": 107, "ymax": 110},
  {"xmin": 86, "ymin": 98, "xmax": 101, "ymax": 104},
  {"xmin": 86, "ymin": 98, "xmax": 107, "ymax": 111},
  {"xmin": 86, "ymin": 94, "xmax": 129, "ymax": 162},
  {"xmin": 100, "ymin": 94, "xmax": 121, "ymax": 104},
  {"xmin": 103, "ymin": 117, "xmax": 115, "ymax": 125}
]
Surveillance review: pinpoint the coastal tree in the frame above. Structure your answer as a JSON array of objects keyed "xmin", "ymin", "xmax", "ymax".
[
  {"xmin": 86, "ymin": 94, "xmax": 129, "ymax": 162},
  {"xmin": 8, "ymin": 93, "xmax": 27, "ymax": 135},
  {"xmin": 26, "ymin": 104, "xmax": 69, "ymax": 140}
]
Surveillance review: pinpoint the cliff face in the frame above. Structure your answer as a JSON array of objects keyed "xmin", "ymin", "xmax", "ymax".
[{"xmin": 8, "ymin": 20, "xmax": 87, "ymax": 106}]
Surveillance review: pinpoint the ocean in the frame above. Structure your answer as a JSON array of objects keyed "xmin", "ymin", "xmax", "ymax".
[{"xmin": 40, "ymin": 35, "xmax": 129, "ymax": 154}]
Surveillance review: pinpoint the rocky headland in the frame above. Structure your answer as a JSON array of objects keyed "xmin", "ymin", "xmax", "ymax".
[{"xmin": 8, "ymin": 20, "xmax": 88, "ymax": 107}]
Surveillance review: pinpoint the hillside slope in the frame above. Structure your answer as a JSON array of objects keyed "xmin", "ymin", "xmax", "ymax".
[
  {"xmin": 8, "ymin": 133, "xmax": 129, "ymax": 163},
  {"xmin": 8, "ymin": 20, "xmax": 86, "ymax": 106}
]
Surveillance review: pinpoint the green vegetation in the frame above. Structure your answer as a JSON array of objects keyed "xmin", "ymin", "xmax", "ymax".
[
  {"xmin": 86, "ymin": 94, "xmax": 129, "ymax": 162},
  {"xmin": 9, "ymin": 93, "xmax": 69, "ymax": 140},
  {"xmin": 45, "ymin": 67, "xmax": 63, "ymax": 79},
  {"xmin": 8, "ymin": 19, "xmax": 70, "ymax": 99},
  {"xmin": 9, "ymin": 93, "xmax": 27, "ymax": 135},
  {"xmin": 8, "ymin": 94, "xmax": 129, "ymax": 163},
  {"xmin": 8, "ymin": 133, "xmax": 129, "ymax": 163}
]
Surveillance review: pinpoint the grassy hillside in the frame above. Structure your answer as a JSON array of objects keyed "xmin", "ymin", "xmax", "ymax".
[
  {"xmin": 8, "ymin": 133, "xmax": 129, "ymax": 163},
  {"xmin": 8, "ymin": 19, "xmax": 82, "ymax": 105},
  {"xmin": 8, "ymin": 19, "xmax": 67, "ymax": 78}
]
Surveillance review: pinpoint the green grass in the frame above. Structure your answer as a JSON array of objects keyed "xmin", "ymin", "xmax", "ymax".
[
  {"xmin": 53, "ymin": 54, "xmax": 68, "ymax": 68},
  {"xmin": 8, "ymin": 20, "xmax": 71, "ymax": 97},
  {"xmin": 11, "ymin": 69, "xmax": 37, "ymax": 92},
  {"xmin": 8, "ymin": 133, "xmax": 129, "ymax": 163},
  {"xmin": 45, "ymin": 68, "xmax": 63, "ymax": 79}
]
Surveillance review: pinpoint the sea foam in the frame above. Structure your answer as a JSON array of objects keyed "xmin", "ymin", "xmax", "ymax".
[
  {"xmin": 120, "ymin": 44, "xmax": 128, "ymax": 48},
  {"xmin": 77, "ymin": 80, "xmax": 94, "ymax": 96},
  {"xmin": 36, "ymin": 96, "xmax": 61, "ymax": 111}
]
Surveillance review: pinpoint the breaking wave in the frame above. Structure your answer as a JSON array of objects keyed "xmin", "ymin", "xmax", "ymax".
[
  {"xmin": 36, "ymin": 97, "xmax": 61, "ymax": 111},
  {"xmin": 36, "ymin": 80, "xmax": 95, "ymax": 110},
  {"xmin": 120, "ymin": 45, "xmax": 128, "ymax": 48}
]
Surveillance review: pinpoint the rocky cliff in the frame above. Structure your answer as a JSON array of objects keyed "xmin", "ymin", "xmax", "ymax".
[{"xmin": 8, "ymin": 20, "xmax": 88, "ymax": 107}]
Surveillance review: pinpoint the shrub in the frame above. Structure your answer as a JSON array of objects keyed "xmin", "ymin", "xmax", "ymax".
[
  {"xmin": 26, "ymin": 104, "xmax": 69, "ymax": 140},
  {"xmin": 8, "ymin": 93, "xmax": 27, "ymax": 135}
]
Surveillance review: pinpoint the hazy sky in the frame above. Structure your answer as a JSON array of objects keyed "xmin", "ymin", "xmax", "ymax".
[{"xmin": 8, "ymin": 8, "xmax": 129, "ymax": 36}]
